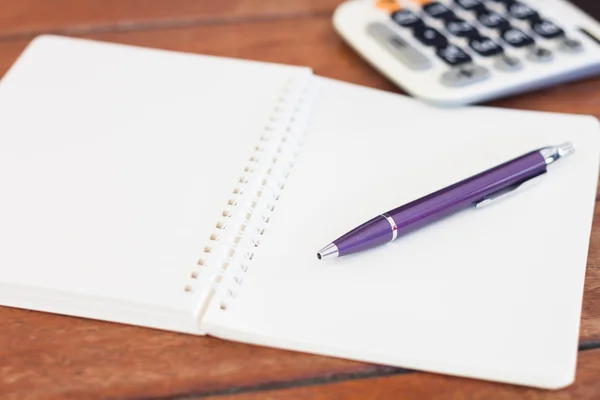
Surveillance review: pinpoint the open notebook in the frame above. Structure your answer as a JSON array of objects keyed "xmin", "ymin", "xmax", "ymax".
[{"xmin": 0, "ymin": 35, "xmax": 599, "ymax": 389}]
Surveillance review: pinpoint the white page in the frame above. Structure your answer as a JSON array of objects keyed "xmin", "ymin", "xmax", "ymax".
[
  {"xmin": 202, "ymin": 78, "xmax": 600, "ymax": 388},
  {"xmin": 0, "ymin": 36, "xmax": 312, "ymax": 333}
]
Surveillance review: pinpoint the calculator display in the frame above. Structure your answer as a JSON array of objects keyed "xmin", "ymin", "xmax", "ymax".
[{"xmin": 571, "ymin": 1, "xmax": 600, "ymax": 20}]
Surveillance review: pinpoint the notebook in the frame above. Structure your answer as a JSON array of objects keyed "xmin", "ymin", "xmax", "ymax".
[{"xmin": 0, "ymin": 35, "xmax": 599, "ymax": 390}]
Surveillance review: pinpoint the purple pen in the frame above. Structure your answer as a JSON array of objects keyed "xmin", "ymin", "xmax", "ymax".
[{"xmin": 317, "ymin": 143, "xmax": 575, "ymax": 260}]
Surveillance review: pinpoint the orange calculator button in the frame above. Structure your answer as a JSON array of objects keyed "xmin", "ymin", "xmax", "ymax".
[{"xmin": 376, "ymin": 0, "xmax": 401, "ymax": 13}]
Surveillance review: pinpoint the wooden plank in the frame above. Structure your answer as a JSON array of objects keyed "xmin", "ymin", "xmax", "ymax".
[
  {"xmin": 582, "ymin": 202, "xmax": 600, "ymax": 343},
  {"xmin": 0, "ymin": 0, "xmax": 340, "ymax": 38},
  {"xmin": 0, "ymin": 307, "xmax": 391, "ymax": 400},
  {"xmin": 201, "ymin": 349, "xmax": 600, "ymax": 400},
  {"xmin": 0, "ymin": 39, "xmax": 29, "ymax": 76},
  {"xmin": 0, "ymin": 14, "xmax": 599, "ymax": 400}
]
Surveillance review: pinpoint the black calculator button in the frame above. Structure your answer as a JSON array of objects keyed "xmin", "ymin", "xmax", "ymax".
[
  {"xmin": 469, "ymin": 36, "xmax": 504, "ymax": 56},
  {"xmin": 453, "ymin": 0, "xmax": 487, "ymax": 12},
  {"xmin": 472, "ymin": 6, "xmax": 491, "ymax": 16},
  {"xmin": 413, "ymin": 26, "xmax": 449, "ymax": 47},
  {"xmin": 391, "ymin": 9, "xmax": 424, "ymax": 29},
  {"xmin": 531, "ymin": 20, "xmax": 565, "ymax": 39},
  {"xmin": 436, "ymin": 44, "xmax": 473, "ymax": 66},
  {"xmin": 507, "ymin": 2, "xmax": 540, "ymax": 21},
  {"xmin": 501, "ymin": 27, "xmax": 535, "ymax": 48},
  {"xmin": 423, "ymin": 2, "xmax": 455, "ymax": 20},
  {"xmin": 445, "ymin": 18, "xmax": 479, "ymax": 38},
  {"xmin": 477, "ymin": 11, "xmax": 510, "ymax": 30}
]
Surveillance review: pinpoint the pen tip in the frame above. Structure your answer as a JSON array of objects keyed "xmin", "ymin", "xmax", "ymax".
[
  {"xmin": 316, "ymin": 243, "xmax": 339, "ymax": 260},
  {"xmin": 558, "ymin": 142, "xmax": 575, "ymax": 158}
]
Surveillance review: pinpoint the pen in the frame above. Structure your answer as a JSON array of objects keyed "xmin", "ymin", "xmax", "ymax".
[{"xmin": 317, "ymin": 143, "xmax": 575, "ymax": 260}]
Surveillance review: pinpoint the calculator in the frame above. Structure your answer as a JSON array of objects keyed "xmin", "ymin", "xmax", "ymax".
[{"xmin": 333, "ymin": 0, "xmax": 600, "ymax": 105}]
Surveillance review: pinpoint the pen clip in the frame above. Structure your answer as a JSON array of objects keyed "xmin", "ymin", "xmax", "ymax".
[{"xmin": 474, "ymin": 172, "xmax": 547, "ymax": 209}]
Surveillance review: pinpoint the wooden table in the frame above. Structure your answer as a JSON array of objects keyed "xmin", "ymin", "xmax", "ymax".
[{"xmin": 1, "ymin": 1, "xmax": 600, "ymax": 399}]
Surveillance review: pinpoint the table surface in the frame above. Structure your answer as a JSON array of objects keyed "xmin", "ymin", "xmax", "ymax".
[{"xmin": 1, "ymin": 1, "xmax": 600, "ymax": 399}]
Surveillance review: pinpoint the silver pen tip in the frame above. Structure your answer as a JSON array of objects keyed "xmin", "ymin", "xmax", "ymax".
[
  {"xmin": 317, "ymin": 243, "xmax": 339, "ymax": 260},
  {"xmin": 542, "ymin": 142, "xmax": 575, "ymax": 166},
  {"xmin": 557, "ymin": 142, "xmax": 575, "ymax": 158}
]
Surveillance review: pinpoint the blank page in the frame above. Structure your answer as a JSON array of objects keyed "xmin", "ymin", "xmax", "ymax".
[
  {"xmin": 0, "ymin": 36, "xmax": 311, "ymax": 333},
  {"xmin": 202, "ymin": 78, "xmax": 600, "ymax": 388}
]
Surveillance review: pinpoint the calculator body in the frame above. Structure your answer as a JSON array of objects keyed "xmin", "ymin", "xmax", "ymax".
[{"xmin": 333, "ymin": 0, "xmax": 600, "ymax": 105}]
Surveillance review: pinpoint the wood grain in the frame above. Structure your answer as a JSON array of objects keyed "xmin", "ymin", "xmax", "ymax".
[
  {"xmin": 1, "ymin": 5, "xmax": 600, "ymax": 400},
  {"xmin": 201, "ymin": 349, "xmax": 600, "ymax": 400},
  {"xmin": 0, "ymin": 0, "xmax": 340, "ymax": 38},
  {"xmin": 0, "ymin": 307, "xmax": 397, "ymax": 400},
  {"xmin": 582, "ymin": 202, "xmax": 600, "ymax": 343}
]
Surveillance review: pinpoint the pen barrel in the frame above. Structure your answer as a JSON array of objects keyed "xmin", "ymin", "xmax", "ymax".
[
  {"xmin": 332, "ymin": 150, "xmax": 548, "ymax": 258},
  {"xmin": 333, "ymin": 215, "xmax": 394, "ymax": 256},
  {"xmin": 387, "ymin": 150, "xmax": 548, "ymax": 238}
]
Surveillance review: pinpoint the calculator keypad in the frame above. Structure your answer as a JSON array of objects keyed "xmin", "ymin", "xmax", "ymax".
[{"xmin": 371, "ymin": 0, "xmax": 587, "ymax": 89}]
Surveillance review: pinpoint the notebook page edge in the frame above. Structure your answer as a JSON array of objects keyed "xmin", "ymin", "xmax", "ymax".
[{"xmin": 0, "ymin": 280, "xmax": 203, "ymax": 335}]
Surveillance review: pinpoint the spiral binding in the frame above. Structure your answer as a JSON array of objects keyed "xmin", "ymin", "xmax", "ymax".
[{"xmin": 184, "ymin": 74, "xmax": 319, "ymax": 314}]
